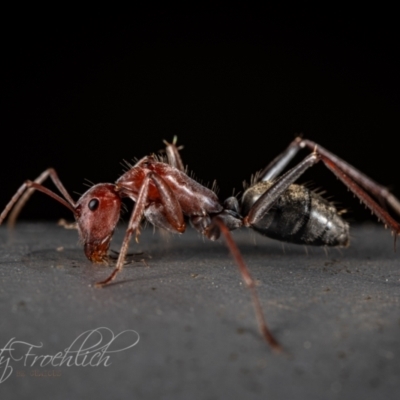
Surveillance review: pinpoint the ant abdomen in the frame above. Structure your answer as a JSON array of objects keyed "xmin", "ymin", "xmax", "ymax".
[{"xmin": 242, "ymin": 181, "xmax": 350, "ymax": 247}]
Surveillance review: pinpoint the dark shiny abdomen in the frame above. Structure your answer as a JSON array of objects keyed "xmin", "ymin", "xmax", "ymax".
[{"xmin": 242, "ymin": 182, "xmax": 350, "ymax": 246}]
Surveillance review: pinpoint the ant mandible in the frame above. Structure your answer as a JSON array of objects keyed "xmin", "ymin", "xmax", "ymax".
[{"xmin": 1, "ymin": 136, "xmax": 400, "ymax": 353}]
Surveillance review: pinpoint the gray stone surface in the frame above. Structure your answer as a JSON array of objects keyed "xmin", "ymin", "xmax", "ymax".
[{"xmin": 0, "ymin": 222, "xmax": 399, "ymax": 399}]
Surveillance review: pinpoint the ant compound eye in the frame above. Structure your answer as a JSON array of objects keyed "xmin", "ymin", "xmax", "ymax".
[{"xmin": 88, "ymin": 198, "xmax": 100, "ymax": 211}]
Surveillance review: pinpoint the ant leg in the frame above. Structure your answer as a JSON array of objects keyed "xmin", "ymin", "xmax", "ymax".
[
  {"xmin": 298, "ymin": 139, "xmax": 400, "ymax": 216},
  {"xmin": 213, "ymin": 218, "xmax": 282, "ymax": 352},
  {"xmin": 317, "ymin": 154, "xmax": 400, "ymax": 238},
  {"xmin": 245, "ymin": 152, "xmax": 321, "ymax": 226},
  {"xmin": 128, "ymin": 171, "xmax": 185, "ymax": 236},
  {"xmin": 149, "ymin": 173, "xmax": 185, "ymax": 233},
  {"xmin": 95, "ymin": 174, "xmax": 151, "ymax": 287},
  {"xmin": 1, "ymin": 168, "xmax": 75, "ymax": 227},
  {"xmin": 246, "ymin": 149, "xmax": 400, "ymax": 239},
  {"xmin": 0, "ymin": 173, "xmax": 76, "ymax": 227},
  {"xmin": 95, "ymin": 172, "xmax": 185, "ymax": 287},
  {"xmin": 250, "ymin": 136, "xmax": 400, "ymax": 219},
  {"xmin": 163, "ymin": 136, "xmax": 185, "ymax": 171},
  {"xmin": 258, "ymin": 137, "xmax": 304, "ymax": 181}
]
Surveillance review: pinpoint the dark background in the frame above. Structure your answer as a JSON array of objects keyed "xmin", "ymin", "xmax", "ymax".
[{"xmin": 2, "ymin": 8, "xmax": 399, "ymax": 223}]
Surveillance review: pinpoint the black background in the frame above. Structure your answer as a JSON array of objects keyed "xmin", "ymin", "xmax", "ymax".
[{"xmin": 2, "ymin": 8, "xmax": 399, "ymax": 222}]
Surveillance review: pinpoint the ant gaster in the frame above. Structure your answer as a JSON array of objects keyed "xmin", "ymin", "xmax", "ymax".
[{"xmin": 2, "ymin": 136, "xmax": 400, "ymax": 353}]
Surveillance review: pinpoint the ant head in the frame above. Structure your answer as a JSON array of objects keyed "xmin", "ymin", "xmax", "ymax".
[{"xmin": 75, "ymin": 184, "xmax": 121, "ymax": 263}]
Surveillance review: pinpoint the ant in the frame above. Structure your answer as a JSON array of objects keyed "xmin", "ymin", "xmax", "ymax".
[{"xmin": 1, "ymin": 136, "xmax": 400, "ymax": 353}]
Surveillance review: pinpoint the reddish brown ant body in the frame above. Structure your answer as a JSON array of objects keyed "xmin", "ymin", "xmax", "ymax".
[{"xmin": 1, "ymin": 137, "xmax": 400, "ymax": 352}]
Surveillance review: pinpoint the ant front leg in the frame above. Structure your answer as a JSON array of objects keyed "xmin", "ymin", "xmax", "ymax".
[
  {"xmin": 94, "ymin": 175, "xmax": 151, "ymax": 287},
  {"xmin": 0, "ymin": 168, "xmax": 75, "ymax": 227},
  {"xmin": 95, "ymin": 172, "xmax": 185, "ymax": 287},
  {"xmin": 0, "ymin": 168, "xmax": 76, "ymax": 226}
]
